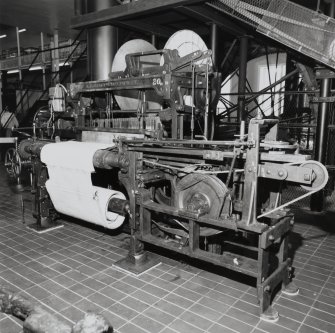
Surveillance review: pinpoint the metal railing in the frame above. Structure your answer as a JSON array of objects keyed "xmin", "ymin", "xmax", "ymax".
[
  {"xmin": 12, "ymin": 30, "xmax": 86, "ymax": 118},
  {"xmin": 0, "ymin": 40, "xmax": 87, "ymax": 71}
]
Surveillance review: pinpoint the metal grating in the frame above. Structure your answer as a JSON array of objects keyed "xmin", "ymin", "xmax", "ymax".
[{"xmin": 207, "ymin": 0, "xmax": 335, "ymax": 69}]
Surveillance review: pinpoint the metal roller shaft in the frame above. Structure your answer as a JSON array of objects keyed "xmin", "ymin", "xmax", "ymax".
[{"xmin": 108, "ymin": 198, "xmax": 130, "ymax": 216}]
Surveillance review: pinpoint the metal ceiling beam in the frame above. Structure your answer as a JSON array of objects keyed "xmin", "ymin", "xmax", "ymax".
[
  {"xmin": 71, "ymin": 0, "xmax": 205, "ymax": 29},
  {"xmin": 115, "ymin": 19, "xmax": 176, "ymax": 38},
  {"xmin": 176, "ymin": 4, "xmax": 246, "ymax": 36}
]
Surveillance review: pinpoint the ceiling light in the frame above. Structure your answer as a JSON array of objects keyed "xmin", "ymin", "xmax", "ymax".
[
  {"xmin": 0, "ymin": 34, "xmax": 7, "ymax": 39},
  {"xmin": 18, "ymin": 28, "xmax": 26, "ymax": 33},
  {"xmin": 7, "ymin": 69, "xmax": 19, "ymax": 74},
  {"xmin": 29, "ymin": 66, "xmax": 42, "ymax": 71}
]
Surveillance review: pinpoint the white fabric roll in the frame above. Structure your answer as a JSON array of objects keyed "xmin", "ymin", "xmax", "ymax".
[{"xmin": 41, "ymin": 141, "xmax": 126, "ymax": 229}]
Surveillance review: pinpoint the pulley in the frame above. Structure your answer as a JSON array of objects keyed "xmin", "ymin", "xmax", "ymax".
[
  {"xmin": 176, "ymin": 174, "xmax": 230, "ymax": 236},
  {"xmin": 18, "ymin": 139, "xmax": 33, "ymax": 160},
  {"xmin": 300, "ymin": 161, "xmax": 329, "ymax": 191}
]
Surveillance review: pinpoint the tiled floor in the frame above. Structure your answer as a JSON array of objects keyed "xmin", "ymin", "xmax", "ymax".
[{"xmin": 0, "ymin": 166, "xmax": 335, "ymax": 333}]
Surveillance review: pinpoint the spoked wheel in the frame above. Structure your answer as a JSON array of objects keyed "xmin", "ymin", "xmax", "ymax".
[{"xmin": 4, "ymin": 147, "xmax": 22, "ymax": 179}]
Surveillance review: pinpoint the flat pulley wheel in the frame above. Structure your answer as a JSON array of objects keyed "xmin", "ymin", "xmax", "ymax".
[
  {"xmin": 4, "ymin": 147, "xmax": 22, "ymax": 178},
  {"xmin": 300, "ymin": 161, "xmax": 329, "ymax": 191},
  {"xmin": 162, "ymin": 29, "xmax": 212, "ymax": 66},
  {"xmin": 176, "ymin": 174, "xmax": 229, "ymax": 236},
  {"xmin": 18, "ymin": 139, "xmax": 32, "ymax": 160}
]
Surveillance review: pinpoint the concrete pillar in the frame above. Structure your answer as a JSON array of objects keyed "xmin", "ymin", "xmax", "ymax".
[{"xmin": 85, "ymin": 0, "xmax": 118, "ymax": 81}]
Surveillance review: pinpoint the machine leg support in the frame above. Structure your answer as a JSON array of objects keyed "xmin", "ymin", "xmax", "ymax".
[
  {"xmin": 260, "ymin": 305, "xmax": 279, "ymax": 323},
  {"xmin": 258, "ymin": 260, "xmax": 294, "ymax": 322},
  {"xmin": 258, "ymin": 284, "xmax": 279, "ymax": 323},
  {"xmin": 282, "ymin": 282, "xmax": 299, "ymax": 296},
  {"xmin": 114, "ymin": 251, "xmax": 161, "ymax": 276},
  {"xmin": 282, "ymin": 266, "xmax": 299, "ymax": 296},
  {"xmin": 27, "ymin": 217, "xmax": 63, "ymax": 234}
]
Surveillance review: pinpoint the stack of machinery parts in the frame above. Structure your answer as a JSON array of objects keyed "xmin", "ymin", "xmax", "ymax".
[{"xmin": 18, "ymin": 30, "xmax": 329, "ymax": 322}]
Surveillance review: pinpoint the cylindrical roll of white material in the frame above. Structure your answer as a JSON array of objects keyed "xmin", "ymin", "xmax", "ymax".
[{"xmin": 41, "ymin": 141, "xmax": 126, "ymax": 229}]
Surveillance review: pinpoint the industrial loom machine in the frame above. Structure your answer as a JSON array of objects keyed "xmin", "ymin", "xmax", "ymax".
[{"xmin": 17, "ymin": 31, "xmax": 329, "ymax": 322}]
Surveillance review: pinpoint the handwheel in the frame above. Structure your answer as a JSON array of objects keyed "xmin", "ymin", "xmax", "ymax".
[{"xmin": 4, "ymin": 147, "xmax": 22, "ymax": 178}]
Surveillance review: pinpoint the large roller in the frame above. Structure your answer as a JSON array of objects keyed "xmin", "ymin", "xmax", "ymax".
[
  {"xmin": 162, "ymin": 29, "xmax": 212, "ymax": 66},
  {"xmin": 162, "ymin": 30, "xmax": 212, "ymax": 109}
]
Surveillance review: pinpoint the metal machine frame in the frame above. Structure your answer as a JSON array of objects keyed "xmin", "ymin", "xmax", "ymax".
[{"xmin": 20, "ymin": 47, "xmax": 329, "ymax": 322}]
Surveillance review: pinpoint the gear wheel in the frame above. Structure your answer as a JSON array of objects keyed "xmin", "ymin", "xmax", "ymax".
[{"xmin": 18, "ymin": 139, "xmax": 32, "ymax": 160}]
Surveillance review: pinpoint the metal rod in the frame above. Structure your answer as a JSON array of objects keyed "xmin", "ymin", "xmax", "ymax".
[
  {"xmin": 220, "ymin": 39, "xmax": 237, "ymax": 70},
  {"xmin": 151, "ymin": 34, "xmax": 157, "ymax": 48},
  {"xmin": 210, "ymin": 23, "xmax": 218, "ymax": 70},
  {"xmin": 237, "ymin": 36, "xmax": 248, "ymax": 122},
  {"xmin": 16, "ymin": 27, "xmax": 23, "ymax": 114},
  {"xmin": 220, "ymin": 90, "xmax": 318, "ymax": 96},
  {"xmin": 223, "ymin": 68, "xmax": 300, "ymax": 117},
  {"xmin": 204, "ymin": 62, "xmax": 209, "ymax": 139},
  {"xmin": 40, "ymin": 32, "xmax": 46, "ymax": 91},
  {"xmin": 53, "ymin": 29, "xmax": 60, "ymax": 84}
]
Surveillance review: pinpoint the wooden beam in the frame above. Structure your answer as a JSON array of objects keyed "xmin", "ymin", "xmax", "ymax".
[{"xmin": 71, "ymin": 0, "xmax": 205, "ymax": 29}]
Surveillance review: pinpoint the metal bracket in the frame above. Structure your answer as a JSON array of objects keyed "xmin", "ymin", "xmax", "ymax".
[
  {"xmin": 311, "ymin": 96, "xmax": 335, "ymax": 103},
  {"xmin": 315, "ymin": 68, "xmax": 335, "ymax": 79}
]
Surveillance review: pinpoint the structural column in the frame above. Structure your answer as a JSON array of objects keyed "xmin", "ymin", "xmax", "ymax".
[
  {"xmin": 310, "ymin": 74, "xmax": 331, "ymax": 211},
  {"xmin": 40, "ymin": 33, "xmax": 47, "ymax": 90},
  {"xmin": 16, "ymin": 27, "xmax": 23, "ymax": 113},
  {"xmin": 0, "ymin": 72, "xmax": 3, "ymax": 111},
  {"xmin": 84, "ymin": 0, "xmax": 118, "ymax": 81},
  {"xmin": 210, "ymin": 23, "xmax": 218, "ymax": 70},
  {"xmin": 205, "ymin": 23, "xmax": 219, "ymax": 139},
  {"xmin": 237, "ymin": 36, "xmax": 248, "ymax": 123},
  {"xmin": 53, "ymin": 29, "xmax": 60, "ymax": 84},
  {"xmin": 310, "ymin": 1, "xmax": 334, "ymax": 211},
  {"xmin": 151, "ymin": 34, "xmax": 157, "ymax": 48}
]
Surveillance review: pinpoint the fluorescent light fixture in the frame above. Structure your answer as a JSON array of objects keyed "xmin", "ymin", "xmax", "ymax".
[
  {"xmin": 7, "ymin": 69, "xmax": 19, "ymax": 74},
  {"xmin": 59, "ymin": 61, "xmax": 70, "ymax": 66},
  {"xmin": 18, "ymin": 28, "xmax": 26, "ymax": 33},
  {"xmin": 29, "ymin": 65, "xmax": 42, "ymax": 71},
  {"xmin": 0, "ymin": 34, "xmax": 7, "ymax": 39}
]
